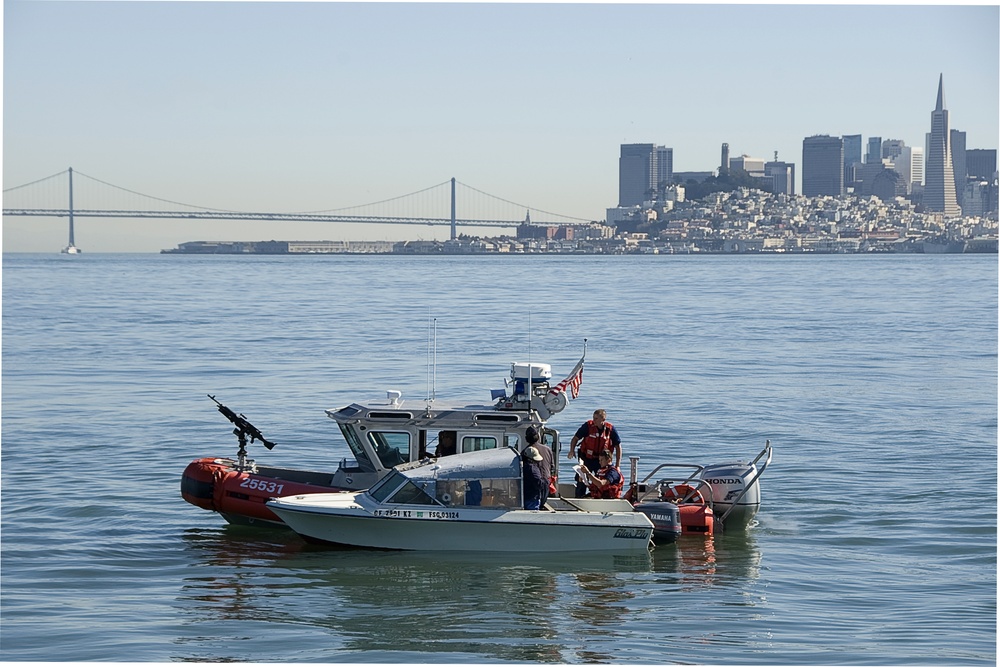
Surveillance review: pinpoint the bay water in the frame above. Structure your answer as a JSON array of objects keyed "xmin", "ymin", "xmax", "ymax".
[{"xmin": 1, "ymin": 252, "xmax": 996, "ymax": 664}]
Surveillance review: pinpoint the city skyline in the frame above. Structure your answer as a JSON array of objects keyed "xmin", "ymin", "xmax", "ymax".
[{"xmin": 3, "ymin": 2, "xmax": 999, "ymax": 252}]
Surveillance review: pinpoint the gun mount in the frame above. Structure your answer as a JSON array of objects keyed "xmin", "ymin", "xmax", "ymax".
[{"xmin": 208, "ymin": 394, "xmax": 276, "ymax": 472}]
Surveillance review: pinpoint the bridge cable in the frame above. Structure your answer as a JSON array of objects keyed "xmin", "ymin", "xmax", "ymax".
[
  {"xmin": 292, "ymin": 179, "xmax": 453, "ymax": 214},
  {"xmin": 2, "ymin": 169, "xmax": 68, "ymax": 193},
  {"xmin": 455, "ymin": 180, "xmax": 592, "ymax": 223},
  {"xmin": 73, "ymin": 170, "xmax": 242, "ymax": 212}
]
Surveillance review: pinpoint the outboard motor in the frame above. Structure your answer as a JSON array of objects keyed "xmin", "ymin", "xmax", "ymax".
[
  {"xmin": 633, "ymin": 502, "xmax": 682, "ymax": 544},
  {"xmin": 700, "ymin": 456, "xmax": 764, "ymax": 529}
]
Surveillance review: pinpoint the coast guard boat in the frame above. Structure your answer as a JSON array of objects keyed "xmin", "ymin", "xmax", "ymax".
[
  {"xmin": 182, "ymin": 356, "xmax": 588, "ymax": 526},
  {"xmin": 181, "ymin": 346, "xmax": 772, "ymax": 546}
]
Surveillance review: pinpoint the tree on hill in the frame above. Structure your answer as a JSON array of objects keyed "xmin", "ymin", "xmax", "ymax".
[{"xmin": 681, "ymin": 167, "xmax": 773, "ymax": 200}]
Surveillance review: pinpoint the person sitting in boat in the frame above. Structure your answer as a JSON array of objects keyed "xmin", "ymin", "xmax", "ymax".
[
  {"xmin": 581, "ymin": 450, "xmax": 623, "ymax": 499},
  {"xmin": 568, "ymin": 409, "xmax": 622, "ymax": 498},
  {"xmin": 521, "ymin": 446, "xmax": 548, "ymax": 510}
]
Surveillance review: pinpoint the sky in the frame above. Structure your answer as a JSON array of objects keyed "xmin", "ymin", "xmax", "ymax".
[{"xmin": 3, "ymin": 1, "xmax": 999, "ymax": 253}]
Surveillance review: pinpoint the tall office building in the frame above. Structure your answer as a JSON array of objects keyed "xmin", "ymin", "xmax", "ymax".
[
  {"xmin": 894, "ymin": 146, "xmax": 923, "ymax": 194},
  {"xmin": 910, "ymin": 147, "xmax": 924, "ymax": 188},
  {"xmin": 655, "ymin": 146, "xmax": 674, "ymax": 188},
  {"xmin": 951, "ymin": 129, "xmax": 967, "ymax": 208},
  {"xmin": 618, "ymin": 144, "xmax": 673, "ymax": 206},
  {"xmin": 924, "ymin": 75, "xmax": 961, "ymax": 216},
  {"xmin": 866, "ymin": 137, "xmax": 883, "ymax": 164},
  {"xmin": 843, "ymin": 134, "xmax": 862, "ymax": 187},
  {"xmin": 802, "ymin": 135, "xmax": 844, "ymax": 196},
  {"xmin": 882, "ymin": 139, "xmax": 906, "ymax": 161},
  {"xmin": 966, "ymin": 149, "xmax": 997, "ymax": 179},
  {"xmin": 765, "ymin": 160, "xmax": 795, "ymax": 195},
  {"xmin": 730, "ymin": 155, "xmax": 766, "ymax": 177}
]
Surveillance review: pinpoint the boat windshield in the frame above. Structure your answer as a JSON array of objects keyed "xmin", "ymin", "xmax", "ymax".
[
  {"xmin": 368, "ymin": 470, "xmax": 406, "ymax": 502},
  {"xmin": 386, "ymin": 480, "xmax": 439, "ymax": 505}
]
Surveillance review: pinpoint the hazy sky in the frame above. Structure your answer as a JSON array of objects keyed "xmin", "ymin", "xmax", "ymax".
[{"xmin": 3, "ymin": 1, "xmax": 999, "ymax": 252}]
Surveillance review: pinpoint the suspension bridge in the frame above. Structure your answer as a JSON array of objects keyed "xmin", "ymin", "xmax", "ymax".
[{"xmin": 2, "ymin": 168, "xmax": 594, "ymax": 251}]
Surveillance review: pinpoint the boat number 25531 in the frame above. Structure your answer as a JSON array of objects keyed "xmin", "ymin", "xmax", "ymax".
[{"xmin": 240, "ymin": 477, "xmax": 285, "ymax": 494}]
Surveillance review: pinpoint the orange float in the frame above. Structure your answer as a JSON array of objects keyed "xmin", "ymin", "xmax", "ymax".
[
  {"xmin": 181, "ymin": 457, "xmax": 345, "ymax": 526},
  {"xmin": 660, "ymin": 483, "xmax": 715, "ymax": 536}
]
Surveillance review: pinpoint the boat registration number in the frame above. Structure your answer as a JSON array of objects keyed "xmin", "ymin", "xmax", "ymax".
[
  {"xmin": 373, "ymin": 509, "xmax": 460, "ymax": 519},
  {"xmin": 240, "ymin": 477, "xmax": 285, "ymax": 494}
]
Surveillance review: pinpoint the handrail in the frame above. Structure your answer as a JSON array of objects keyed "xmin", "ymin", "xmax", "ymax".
[{"xmin": 638, "ymin": 462, "xmax": 704, "ymax": 486}]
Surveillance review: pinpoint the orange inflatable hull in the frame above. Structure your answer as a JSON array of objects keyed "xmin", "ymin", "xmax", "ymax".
[{"xmin": 181, "ymin": 457, "xmax": 345, "ymax": 526}]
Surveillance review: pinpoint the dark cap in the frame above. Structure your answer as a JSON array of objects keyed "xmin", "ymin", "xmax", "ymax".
[{"xmin": 525, "ymin": 426, "xmax": 539, "ymax": 443}]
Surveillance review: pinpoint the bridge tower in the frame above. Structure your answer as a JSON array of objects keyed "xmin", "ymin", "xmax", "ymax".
[
  {"xmin": 450, "ymin": 177, "xmax": 456, "ymax": 240},
  {"xmin": 61, "ymin": 167, "xmax": 81, "ymax": 254}
]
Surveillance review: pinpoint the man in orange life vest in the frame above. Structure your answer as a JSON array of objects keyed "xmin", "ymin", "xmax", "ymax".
[
  {"xmin": 580, "ymin": 450, "xmax": 623, "ymax": 499},
  {"xmin": 567, "ymin": 408, "xmax": 622, "ymax": 498}
]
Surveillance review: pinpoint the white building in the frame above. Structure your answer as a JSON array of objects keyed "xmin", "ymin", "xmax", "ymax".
[{"xmin": 730, "ymin": 155, "xmax": 766, "ymax": 178}]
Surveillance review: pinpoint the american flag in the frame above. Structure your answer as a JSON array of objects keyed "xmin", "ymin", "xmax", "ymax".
[{"xmin": 549, "ymin": 355, "xmax": 585, "ymax": 400}]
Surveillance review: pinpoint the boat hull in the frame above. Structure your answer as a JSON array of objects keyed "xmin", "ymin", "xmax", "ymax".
[
  {"xmin": 268, "ymin": 494, "xmax": 654, "ymax": 552},
  {"xmin": 180, "ymin": 457, "xmax": 346, "ymax": 526}
]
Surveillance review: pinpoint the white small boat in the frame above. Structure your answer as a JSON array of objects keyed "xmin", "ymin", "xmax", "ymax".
[
  {"xmin": 61, "ymin": 245, "xmax": 81, "ymax": 254},
  {"xmin": 267, "ymin": 447, "xmax": 655, "ymax": 553}
]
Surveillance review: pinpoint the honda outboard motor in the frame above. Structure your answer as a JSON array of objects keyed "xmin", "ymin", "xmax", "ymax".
[{"xmin": 700, "ymin": 460, "xmax": 762, "ymax": 529}]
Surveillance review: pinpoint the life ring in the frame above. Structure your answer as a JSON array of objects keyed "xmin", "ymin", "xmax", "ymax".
[{"xmin": 660, "ymin": 483, "xmax": 707, "ymax": 505}]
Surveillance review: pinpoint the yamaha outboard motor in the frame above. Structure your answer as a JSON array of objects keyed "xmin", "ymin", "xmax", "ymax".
[{"xmin": 633, "ymin": 502, "xmax": 682, "ymax": 544}]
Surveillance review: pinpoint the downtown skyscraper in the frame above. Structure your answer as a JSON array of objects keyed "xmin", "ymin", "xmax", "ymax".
[
  {"xmin": 619, "ymin": 144, "xmax": 673, "ymax": 206},
  {"xmin": 923, "ymin": 75, "xmax": 961, "ymax": 216},
  {"xmin": 802, "ymin": 135, "xmax": 844, "ymax": 196}
]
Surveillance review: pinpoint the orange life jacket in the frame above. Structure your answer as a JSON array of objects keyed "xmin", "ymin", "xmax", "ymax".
[
  {"xmin": 589, "ymin": 465, "xmax": 623, "ymax": 499},
  {"xmin": 579, "ymin": 420, "xmax": 615, "ymax": 460}
]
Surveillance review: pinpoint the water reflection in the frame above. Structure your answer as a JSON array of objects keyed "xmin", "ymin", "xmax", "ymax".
[{"xmin": 176, "ymin": 525, "xmax": 762, "ymax": 662}]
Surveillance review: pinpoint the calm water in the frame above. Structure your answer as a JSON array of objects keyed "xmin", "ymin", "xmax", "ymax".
[{"xmin": 1, "ymin": 252, "xmax": 996, "ymax": 664}]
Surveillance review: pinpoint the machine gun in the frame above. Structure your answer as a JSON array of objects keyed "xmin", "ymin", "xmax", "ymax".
[{"xmin": 208, "ymin": 394, "xmax": 276, "ymax": 471}]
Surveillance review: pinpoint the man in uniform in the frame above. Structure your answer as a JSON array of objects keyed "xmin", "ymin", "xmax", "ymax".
[{"xmin": 567, "ymin": 409, "xmax": 622, "ymax": 498}]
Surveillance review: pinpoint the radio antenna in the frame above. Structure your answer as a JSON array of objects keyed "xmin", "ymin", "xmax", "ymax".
[{"xmin": 426, "ymin": 317, "xmax": 437, "ymax": 405}]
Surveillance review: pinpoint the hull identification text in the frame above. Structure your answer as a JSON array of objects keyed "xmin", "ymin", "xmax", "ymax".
[
  {"xmin": 613, "ymin": 528, "xmax": 651, "ymax": 540},
  {"xmin": 373, "ymin": 508, "xmax": 460, "ymax": 519}
]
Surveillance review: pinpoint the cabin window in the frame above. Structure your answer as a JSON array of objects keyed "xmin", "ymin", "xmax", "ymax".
[
  {"xmin": 368, "ymin": 431, "xmax": 411, "ymax": 468},
  {"xmin": 339, "ymin": 424, "xmax": 376, "ymax": 472},
  {"xmin": 480, "ymin": 478, "xmax": 521, "ymax": 508},
  {"xmin": 461, "ymin": 436, "xmax": 497, "ymax": 453},
  {"xmin": 386, "ymin": 480, "xmax": 438, "ymax": 505},
  {"xmin": 435, "ymin": 478, "xmax": 520, "ymax": 508}
]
